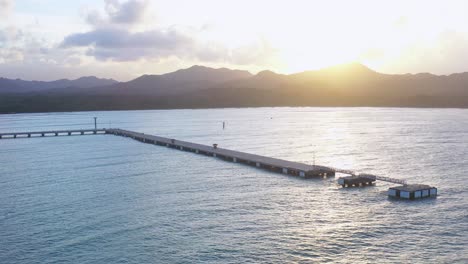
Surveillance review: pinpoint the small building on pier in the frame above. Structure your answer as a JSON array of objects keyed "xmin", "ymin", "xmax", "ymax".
[{"xmin": 338, "ymin": 175, "xmax": 376, "ymax": 187}]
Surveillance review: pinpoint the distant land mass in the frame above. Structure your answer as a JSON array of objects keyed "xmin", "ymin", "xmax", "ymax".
[
  {"xmin": 0, "ymin": 76, "xmax": 118, "ymax": 93},
  {"xmin": 1, "ymin": 63, "xmax": 468, "ymax": 113}
]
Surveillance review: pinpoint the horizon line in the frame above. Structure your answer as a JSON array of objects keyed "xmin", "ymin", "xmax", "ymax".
[{"xmin": 3, "ymin": 62, "xmax": 468, "ymax": 83}]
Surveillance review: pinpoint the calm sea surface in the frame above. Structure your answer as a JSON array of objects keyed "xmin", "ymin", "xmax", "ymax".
[{"xmin": 0, "ymin": 108, "xmax": 467, "ymax": 263}]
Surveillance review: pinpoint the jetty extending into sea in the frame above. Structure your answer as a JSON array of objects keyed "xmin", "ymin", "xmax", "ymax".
[{"xmin": 0, "ymin": 128, "xmax": 437, "ymax": 199}]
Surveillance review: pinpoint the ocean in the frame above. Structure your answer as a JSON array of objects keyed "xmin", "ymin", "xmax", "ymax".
[{"xmin": 1, "ymin": 107, "xmax": 467, "ymax": 263}]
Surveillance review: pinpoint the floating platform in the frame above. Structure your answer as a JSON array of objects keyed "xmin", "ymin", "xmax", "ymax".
[
  {"xmin": 388, "ymin": 184, "xmax": 437, "ymax": 199},
  {"xmin": 337, "ymin": 175, "xmax": 376, "ymax": 187}
]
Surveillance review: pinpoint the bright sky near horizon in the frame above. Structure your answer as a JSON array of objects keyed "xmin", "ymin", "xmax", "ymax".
[{"xmin": 1, "ymin": 0, "xmax": 468, "ymax": 81}]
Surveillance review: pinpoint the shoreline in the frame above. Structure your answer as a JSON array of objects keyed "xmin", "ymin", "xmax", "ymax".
[{"xmin": 2, "ymin": 105, "xmax": 468, "ymax": 115}]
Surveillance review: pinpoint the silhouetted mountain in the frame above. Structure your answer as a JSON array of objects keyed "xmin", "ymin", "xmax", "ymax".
[
  {"xmin": 71, "ymin": 65, "xmax": 253, "ymax": 96},
  {"xmin": 0, "ymin": 76, "xmax": 118, "ymax": 93},
  {"xmin": 163, "ymin": 65, "xmax": 253, "ymax": 83},
  {"xmin": 1, "ymin": 63, "xmax": 468, "ymax": 113},
  {"xmin": 70, "ymin": 76, "xmax": 119, "ymax": 89}
]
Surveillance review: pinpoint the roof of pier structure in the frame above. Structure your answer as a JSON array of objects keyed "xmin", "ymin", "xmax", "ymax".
[{"xmin": 390, "ymin": 184, "xmax": 434, "ymax": 192}]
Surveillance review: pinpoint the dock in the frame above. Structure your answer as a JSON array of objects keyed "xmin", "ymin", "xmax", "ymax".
[
  {"xmin": 0, "ymin": 129, "xmax": 106, "ymax": 139},
  {"xmin": 0, "ymin": 127, "xmax": 435, "ymax": 199},
  {"xmin": 0, "ymin": 128, "xmax": 404, "ymax": 181},
  {"xmin": 106, "ymin": 129, "xmax": 335, "ymax": 178}
]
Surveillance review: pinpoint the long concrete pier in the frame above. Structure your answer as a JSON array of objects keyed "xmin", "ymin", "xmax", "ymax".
[
  {"xmin": 0, "ymin": 128, "xmax": 408, "ymax": 183},
  {"xmin": 106, "ymin": 128, "xmax": 335, "ymax": 178},
  {"xmin": 1, "ymin": 127, "xmax": 436, "ymax": 200}
]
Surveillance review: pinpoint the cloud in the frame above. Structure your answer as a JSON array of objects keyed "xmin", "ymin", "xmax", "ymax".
[
  {"xmin": 0, "ymin": 26, "xmax": 24, "ymax": 63},
  {"xmin": 0, "ymin": 0, "xmax": 13, "ymax": 18},
  {"xmin": 61, "ymin": 15, "xmax": 278, "ymax": 76},
  {"xmin": 85, "ymin": 10, "xmax": 106, "ymax": 26},
  {"xmin": 0, "ymin": 25, "xmax": 21, "ymax": 42},
  {"xmin": 0, "ymin": 48, "xmax": 23, "ymax": 63},
  {"xmin": 394, "ymin": 16, "xmax": 408, "ymax": 28},
  {"xmin": 230, "ymin": 38, "xmax": 278, "ymax": 66},
  {"xmin": 62, "ymin": 27, "xmax": 195, "ymax": 61},
  {"xmin": 62, "ymin": 0, "xmax": 202, "ymax": 62},
  {"xmin": 365, "ymin": 30, "xmax": 468, "ymax": 75},
  {"xmin": 0, "ymin": 22, "xmax": 81, "ymax": 72},
  {"xmin": 85, "ymin": 0, "xmax": 149, "ymax": 26},
  {"xmin": 105, "ymin": 0, "xmax": 148, "ymax": 24},
  {"xmin": 62, "ymin": 0, "xmax": 278, "ymax": 65},
  {"xmin": 2, "ymin": 0, "xmax": 278, "ymax": 80},
  {"xmin": 194, "ymin": 42, "xmax": 228, "ymax": 62}
]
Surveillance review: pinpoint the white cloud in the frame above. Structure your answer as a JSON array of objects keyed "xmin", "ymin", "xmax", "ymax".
[
  {"xmin": 4, "ymin": 0, "xmax": 468, "ymax": 81},
  {"xmin": 62, "ymin": 0, "xmax": 193, "ymax": 61},
  {"xmin": 0, "ymin": 0, "xmax": 279, "ymax": 80},
  {"xmin": 375, "ymin": 31, "xmax": 468, "ymax": 75},
  {"xmin": 104, "ymin": 0, "xmax": 148, "ymax": 24},
  {"xmin": 61, "ymin": 0, "xmax": 278, "ymax": 66},
  {"xmin": 0, "ymin": 0, "xmax": 13, "ymax": 18},
  {"xmin": 62, "ymin": 26, "xmax": 196, "ymax": 61}
]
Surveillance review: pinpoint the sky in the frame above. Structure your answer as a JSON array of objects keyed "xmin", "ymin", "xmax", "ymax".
[{"xmin": 1, "ymin": 0, "xmax": 468, "ymax": 81}]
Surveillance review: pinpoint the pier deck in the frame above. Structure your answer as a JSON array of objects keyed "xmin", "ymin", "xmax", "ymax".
[
  {"xmin": 0, "ymin": 129, "xmax": 106, "ymax": 138},
  {"xmin": 0, "ymin": 128, "xmax": 409, "ymax": 184},
  {"xmin": 1, "ymin": 127, "xmax": 434, "ymax": 199},
  {"xmin": 106, "ymin": 128, "xmax": 335, "ymax": 178}
]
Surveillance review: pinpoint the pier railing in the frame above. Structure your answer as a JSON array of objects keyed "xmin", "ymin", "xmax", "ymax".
[{"xmin": 0, "ymin": 129, "xmax": 106, "ymax": 138}]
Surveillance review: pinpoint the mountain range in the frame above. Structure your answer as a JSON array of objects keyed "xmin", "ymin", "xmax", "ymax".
[
  {"xmin": 0, "ymin": 76, "xmax": 118, "ymax": 93},
  {"xmin": 1, "ymin": 63, "xmax": 468, "ymax": 113}
]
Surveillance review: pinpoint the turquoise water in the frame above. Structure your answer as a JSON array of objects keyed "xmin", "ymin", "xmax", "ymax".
[{"xmin": 0, "ymin": 108, "xmax": 467, "ymax": 263}]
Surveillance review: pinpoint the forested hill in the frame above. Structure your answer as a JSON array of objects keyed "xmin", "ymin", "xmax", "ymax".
[{"xmin": 1, "ymin": 63, "xmax": 468, "ymax": 113}]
